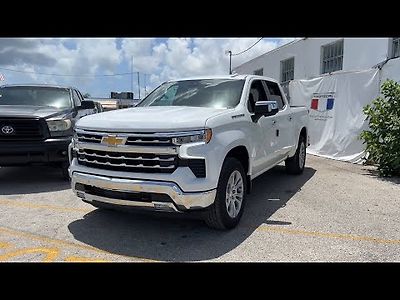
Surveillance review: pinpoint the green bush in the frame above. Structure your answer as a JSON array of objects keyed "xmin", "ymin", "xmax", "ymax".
[{"xmin": 360, "ymin": 79, "xmax": 400, "ymax": 177}]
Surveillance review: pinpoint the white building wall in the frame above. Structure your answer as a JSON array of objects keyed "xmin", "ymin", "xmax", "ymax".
[{"xmin": 233, "ymin": 38, "xmax": 390, "ymax": 81}]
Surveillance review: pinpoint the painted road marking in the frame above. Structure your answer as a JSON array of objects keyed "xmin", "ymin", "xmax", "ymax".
[
  {"xmin": 259, "ymin": 225, "xmax": 400, "ymax": 245},
  {"xmin": 0, "ymin": 247, "xmax": 60, "ymax": 262},
  {"xmin": 0, "ymin": 198, "xmax": 92, "ymax": 213},
  {"xmin": 64, "ymin": 256, "xmax": 108, "ymax": 262},
  {"xmin": 0, "ymin": 226, "xmax": 157, "ymax": 262}
]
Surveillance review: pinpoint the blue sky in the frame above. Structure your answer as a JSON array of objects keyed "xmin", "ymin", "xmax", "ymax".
[{"xmin": 0, "ymin": 38, "xmax": 294, "ymax": 98}]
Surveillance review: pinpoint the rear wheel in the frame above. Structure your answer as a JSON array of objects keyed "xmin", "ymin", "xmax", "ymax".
[
  {"xmin": 285, "ymin": 135, "xmax": 306, "ymax": 175},
  {"xmin": 204, "ymin": 157, "xmax": 246, "ymax": 230}
]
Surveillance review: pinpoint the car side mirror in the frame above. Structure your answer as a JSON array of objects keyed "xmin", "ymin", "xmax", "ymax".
[
  {"xmin": 252, "ymin": 101, "xmax": 279, "ymax": 122},
  {"xmin": 79, "ymin": 100, "xmax": 95, "ymax": 110}
]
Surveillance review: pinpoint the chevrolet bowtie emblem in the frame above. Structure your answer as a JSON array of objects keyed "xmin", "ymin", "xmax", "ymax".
[{"xmin": 101, "ymin": 135, "xmax": 126, "ymax": 146}]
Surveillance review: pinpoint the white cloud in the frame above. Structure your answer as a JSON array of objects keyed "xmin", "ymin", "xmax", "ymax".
[{"xmin": 1, "ymin": 37, "xmax": 295, "ymax": 96}]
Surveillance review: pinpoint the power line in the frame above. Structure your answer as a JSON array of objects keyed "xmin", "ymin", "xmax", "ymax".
[
  {"xmin": 231, "ymin": 38, "xmax": 263, "ymax": 56},
  {"xmin": 0, "ymin": 66, "xmax": 134, "ymax": 77}
]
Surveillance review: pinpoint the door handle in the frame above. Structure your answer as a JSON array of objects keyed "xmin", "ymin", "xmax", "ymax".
[{"xmin": 272, "ymin": 120, "xmax": 276, "ymax": 126}]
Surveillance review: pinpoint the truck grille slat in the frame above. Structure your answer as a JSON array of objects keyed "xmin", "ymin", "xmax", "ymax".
[
  {"xmin": 77, "ymin": 148, "xmax": 178, "ymax": 173},
  {"xmin": 76, "ymin": 132, "xmax": 174, "ymax": 146},
  {"xmin": 0, "ymin": 118, "xmax": 46, "ymax": 141}
]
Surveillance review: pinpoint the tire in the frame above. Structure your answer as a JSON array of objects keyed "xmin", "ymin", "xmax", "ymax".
[
  {"xmin": 204, "ymin": 157, "xmax": 247, "ymax": 230},
  {"xmin": 285, "ymin": 135, "xmax": 306, "ymax": 175},
  {"xmin": 61, "ymin": 162, "xmax": 70, "ymax": 181}
]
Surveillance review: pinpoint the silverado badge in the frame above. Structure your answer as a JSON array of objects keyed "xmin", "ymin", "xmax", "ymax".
[{"xmin": 101, "ymin": 135, "xmax": 126, "ymax": 146}]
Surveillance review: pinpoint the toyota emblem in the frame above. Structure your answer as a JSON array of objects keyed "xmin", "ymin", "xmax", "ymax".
[{"xmin": 1, "ymin": 125, "xmax": 14, "ymax": 135}]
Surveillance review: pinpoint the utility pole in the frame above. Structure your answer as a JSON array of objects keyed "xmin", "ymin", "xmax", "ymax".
[
  {"xmin": 225, "ymin": 50, "xmax": 232, "ymax": 74},
  {"xmin": 131, "ymin": 56, "xmax": 134, "ymax": 93},
  {"xmin": 137, "ymin": 72, "xmax": 140, "ymax": 99}
]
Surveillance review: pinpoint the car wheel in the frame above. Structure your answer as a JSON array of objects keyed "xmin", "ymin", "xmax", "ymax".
[
  {"xmin": 205, "ymin": 157, "xmax": 246, "ymax": 230},
  {"xmin": 285, "ymin": 135, "xmax": 306, "ymax": 175}
]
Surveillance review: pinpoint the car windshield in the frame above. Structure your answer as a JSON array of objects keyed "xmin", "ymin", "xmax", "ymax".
[
  {"xmin": 138, "ymin": 79, "xmax": 245, "ymax": 109},
  {"xmin": 0, "ymin": 86, "xmax": 72, "ymax": 109}
]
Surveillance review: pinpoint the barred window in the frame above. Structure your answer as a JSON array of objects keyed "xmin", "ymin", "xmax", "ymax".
[
  {"xmin": 280, "ymin": 57, "xmax": 294, "ymax": 83},
  {"xmin": 321, "ymin": 40, "xmax": 343, "ymax": 74},
  {"xmin": 253, "ymin": 68, "xmax": 263, "ymax": 76},
  {"xmin": 392, "ymin": 38, "xmax": 400, "ymax": 58}
]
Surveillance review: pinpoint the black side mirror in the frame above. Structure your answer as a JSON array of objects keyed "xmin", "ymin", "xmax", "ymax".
[
  {"xmin": 252, "ymin": 101, "xmax": 279, "ymax": 122},
  {"xmin": 79, "ymin": 100, "xmax": 95, "ymax": 110}
]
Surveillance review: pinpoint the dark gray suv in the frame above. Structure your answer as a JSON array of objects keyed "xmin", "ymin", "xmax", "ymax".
[{"xmin": 0, "ymin": 84, "xmax": 97, "ymax": 179}]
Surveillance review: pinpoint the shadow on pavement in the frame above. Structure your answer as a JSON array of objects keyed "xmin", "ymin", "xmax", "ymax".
[
  {"xmin": 0, "ymin": 166, "xmax": 70, "ymax": 195},
  {"xmin": 68, "ymin": 165, "xmax": 316, "ymax": 261},
  {"xmin": 362, "ymin": 168, "xmax": 400, "ymax": 185}
]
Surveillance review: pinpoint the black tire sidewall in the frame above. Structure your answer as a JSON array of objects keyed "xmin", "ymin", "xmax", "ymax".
[
  {"xmin": 298, "ymin": 136, "xmax": 306, "ymax": 171},
  {"xmin": 214, "ymin": 157, "xmax": 247, "ymax": 228}
]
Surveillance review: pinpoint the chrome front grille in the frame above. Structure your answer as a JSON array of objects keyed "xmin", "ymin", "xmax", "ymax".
[
  {"xmin": 76, "ymin": 131, "xmax": 174, "ymax": 146},
  {"xmin": 77, "ymin": 148, "xmax": 178, "ymax": 173}
]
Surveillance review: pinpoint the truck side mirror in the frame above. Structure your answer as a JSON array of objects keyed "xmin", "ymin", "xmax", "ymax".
[
  {"xmin": 79, "ymin": 100, "xmax": 95, "ymax": 110},
  {"xmin": 252, "ymin": 101, "xmax": 279, "ymax": 122}
]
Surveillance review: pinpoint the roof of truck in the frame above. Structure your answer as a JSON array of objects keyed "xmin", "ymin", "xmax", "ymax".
[{"xmin": 167, "ymin": 74, "xmax": 279, "ymax": 83}]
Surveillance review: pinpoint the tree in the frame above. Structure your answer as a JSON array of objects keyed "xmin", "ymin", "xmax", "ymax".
[{"xmin": 360, "ymin": 79, "xmax": 400, "ymax": 177}]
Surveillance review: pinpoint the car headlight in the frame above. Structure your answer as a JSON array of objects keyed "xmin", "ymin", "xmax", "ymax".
[
  {"xmin": 47, "ymin": 119, "xmax": 72, "ymax": 132},
  {"xmin": 172, "ymin": 129, "xmax": 212, "ymax": 145}
]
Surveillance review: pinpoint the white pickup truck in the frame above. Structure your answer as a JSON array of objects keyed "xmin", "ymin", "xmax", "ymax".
[{"xmin": 69, "ymin": 75, "xmax": 309, "ymax": 229}]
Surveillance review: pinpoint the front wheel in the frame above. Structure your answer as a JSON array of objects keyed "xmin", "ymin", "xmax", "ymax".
[
  {"xmin": 285, "ymin": 135, "xmax": 306, "ymax": 175},
  {"xmin": 204, "ymin": 157, "xmax": 247, "ymax": 230}
]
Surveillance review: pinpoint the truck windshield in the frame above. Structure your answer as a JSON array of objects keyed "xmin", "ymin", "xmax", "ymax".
[
  {"xmin": 0, "ymin": 86, "xmax": 72, "ymax": 109},
  {"xmin": 138, "ymin": 79, "xmax": 245, "ymax": 109}
]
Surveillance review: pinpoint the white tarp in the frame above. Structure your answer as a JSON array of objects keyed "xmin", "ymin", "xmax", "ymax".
[
  {"xmin": 380, "ymin": 57, "xmax": 400, "ymax": 83},
  {"xmin": 289, "ymin": 69, "xmax": 380, "ymax": 163}
]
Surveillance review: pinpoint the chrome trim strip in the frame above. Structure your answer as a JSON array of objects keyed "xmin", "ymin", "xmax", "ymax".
[
  {"xmin": 78, "ymin": 150, "xmax": 175, "ymax": 162},
  {"xmin": 72, "ymin": 172, "xmax": 216, "ymax": 210},
  {"xmin": 75, "ymin": 141, "xmax": 179, "ymax": 155},
  {"xmin": 78, "ymin": 158, "xmax": 175, "ymax": 169}
]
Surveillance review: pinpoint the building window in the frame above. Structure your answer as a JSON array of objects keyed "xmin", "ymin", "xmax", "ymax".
[
  {"xmin": 280, "ymin": 57, "xmax": 294, "ymax": 83},
  {"xmin": 392, "ymin": 38, "xmax": 400, "ymax": 58},
  {"xmin": 321, "ymin": 40, "xmax": 344, "ymax": 74},
  {"xmin": 253, "ymin": 68, "xmax": 263, "ymax": 76}
]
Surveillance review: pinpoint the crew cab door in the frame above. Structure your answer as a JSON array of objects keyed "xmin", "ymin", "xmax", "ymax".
[
  {"xmin": 246, "ymin": 79, "xmax": 279, "ymax": 176},
  {"xmin": 263, "ymin": 80, "xmax": 296, "ymax": 159}
]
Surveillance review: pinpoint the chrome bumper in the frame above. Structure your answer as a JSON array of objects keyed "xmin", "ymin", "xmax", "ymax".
[{"xmin": 71, "ymin": 172, "xmax": 216, "ymax": 212}]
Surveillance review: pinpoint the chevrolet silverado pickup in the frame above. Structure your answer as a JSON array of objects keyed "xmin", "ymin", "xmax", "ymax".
[
  {"xmin": 0, "ymin": 84, "xmax": 96, "ymax": 179},
  {"xmin": 69, "ymin": 75, "xmax": 309, "ymax": 229}
]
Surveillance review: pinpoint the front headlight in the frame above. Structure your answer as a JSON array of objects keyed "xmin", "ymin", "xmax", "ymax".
[
  {"xmin": 47, "ymin": 119, "xmax": 72, "ymax": 132},
  {"xmin": 172, "ymin": 128, "xmax": 212, "ymax": 145}
]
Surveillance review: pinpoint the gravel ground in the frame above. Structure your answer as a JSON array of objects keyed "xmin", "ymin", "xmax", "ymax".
[{"xmin": 0, "ymin": 154, "xmax": 399, "ymax": 262}]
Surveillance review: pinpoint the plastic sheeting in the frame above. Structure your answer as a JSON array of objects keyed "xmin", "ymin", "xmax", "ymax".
[{"xmin": 289, "ymin": 69, "xmax": 380, "ymax": 163}]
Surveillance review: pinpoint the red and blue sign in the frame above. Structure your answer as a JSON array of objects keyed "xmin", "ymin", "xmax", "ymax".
[{"xmin": 311, "ymin": 97, "xmax": 335, "ymax": 111}]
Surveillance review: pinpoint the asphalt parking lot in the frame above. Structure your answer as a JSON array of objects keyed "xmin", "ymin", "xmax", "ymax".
[{"xmin": 0, "ymin": 154, "xmax": 399, "ymax": 262}]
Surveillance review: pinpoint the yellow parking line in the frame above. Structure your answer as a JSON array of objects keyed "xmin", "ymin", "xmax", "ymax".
[
  {"xmin": 0, "ymin": 241, "xmax": 11, "ymax": 249},
  {"xmin": 64, "ymin": 256, "xmax": 108, "ymax": 262},
  {"xmin": 259, "ymin": 225, "xmax": 400, "ymax": 245},
  {"xmin": 0, "ymin": 198, "xmax": 92, "ymax": 213},
  {"xmin": 0, "ymin": 247, "xmax": 59, "ymax": 262},
  {"xmin": 0, "ymin": 226, "xmax": 157, "ymax": 262}
]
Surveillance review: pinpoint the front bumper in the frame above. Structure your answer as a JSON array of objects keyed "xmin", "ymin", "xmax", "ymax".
[
  {"xmin": 71, "ymin": 172, "xmax": 216, "ymax": 212},
  {"xmin": 0, "ymin": 137, "xmax": 71, "ymax": 166}
]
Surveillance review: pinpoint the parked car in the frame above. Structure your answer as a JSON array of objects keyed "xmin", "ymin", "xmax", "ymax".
[
  {"xmin": 69, "ymin": 75, "xmax": 309, "ymax": 229},
  {"xmin": 0, "ymin": 84, "xmax": 96, "ymax": 179}
]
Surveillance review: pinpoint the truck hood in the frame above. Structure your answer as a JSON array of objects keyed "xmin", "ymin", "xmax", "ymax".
[
  {"xmin": 76, "ymin": 106, "xmax": 229, "ymax": 132},
  {"xmin": 0, "ymin": 105, "xmax": 72, "ymax": 119}
]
